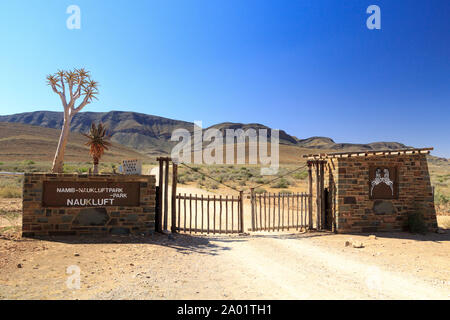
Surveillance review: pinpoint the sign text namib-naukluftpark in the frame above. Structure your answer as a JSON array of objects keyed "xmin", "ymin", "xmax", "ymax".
[{"xmin": 42, "ymin": 181, "xmax": 141, "ymax": 207}]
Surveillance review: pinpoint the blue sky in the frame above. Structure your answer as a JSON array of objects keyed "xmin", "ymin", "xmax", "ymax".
[{"xmin": 0, "ymin": 0, "xmax": 449, "ymax": 157}]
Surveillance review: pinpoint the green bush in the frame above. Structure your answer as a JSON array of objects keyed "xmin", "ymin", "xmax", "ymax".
[
  {"xmin": 76, "ymin": 167, "xmax": 89, "ymax": 174},
  {"xmin": 292, "ymin": 171, "xmax": 308, "ymax": 180},
  {"xmin": 178, "ymin": 173, "xmax": 197, "ymax": 184},
  {"xmin": 253, "ymin": 177, "xmax": 265, "ymax": 184},
  {"xmin": 254, "ymin": 188, "xmax": 266, "ymax": 194},
  {"xmin": 271, "ymin": 178, "xmax": 290, "ymax": 189},
  {"xmin": 435, "ymin": 190, "xmax": 450, "ymax": 205}
]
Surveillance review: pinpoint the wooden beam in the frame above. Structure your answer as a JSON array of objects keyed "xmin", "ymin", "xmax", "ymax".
[
  {"xmin": 302, "ymin": 147, "xmax": 434, "ymax": 160},
  {"xmin": 171, "ymin": 162, "xmax": 178, "ymax": 233},
  {"xmin": 239, "ymin": 191, "xmax": 244, "ymax": 233},
  {"xmin": 163, "ymin": 159, "xmax": 169, "ymax": 231},
  {"xmin": 320, "ymin": 161, "xmax": 325, "ymax": 230},
  {"xmin": 308, "ymin": 162, "xmax": 313, "ymax": 229},
  {"xmin": 315, "ymin": 163, "xmax": 320, "ymax": 230},
  {"xmin": 156, "ymin": 159, "xmax": 164, "ymax": 232}
]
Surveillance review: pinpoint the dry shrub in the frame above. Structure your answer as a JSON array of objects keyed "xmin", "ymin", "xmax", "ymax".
[{"xmin": 0, "ymin": 186, "xmax": 22, "ymax": 198}]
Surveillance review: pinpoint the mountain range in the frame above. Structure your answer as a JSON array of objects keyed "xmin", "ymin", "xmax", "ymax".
[{"xmin": 0, "ymin": 110, "xmax": 408, "ymax": 156}]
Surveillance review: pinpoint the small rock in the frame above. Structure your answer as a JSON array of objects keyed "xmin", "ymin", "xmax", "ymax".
[
  {"xmin": 368, "ymin": 235, "xmax": 377, "ymax": 240},
  {"xmin": 74, "ymin": 253, "xmax": 80, "ymax": 257},
  {"xmin": 352, "ymin": 242, "xmax": 364, "ymax": 248},
  {"xmin": 17, "ymin": 264, "xmax": 22, "ymax": 268},
  {"xmin": 345, "ymin": 240, "xmax": 352, "ymax": 247}
]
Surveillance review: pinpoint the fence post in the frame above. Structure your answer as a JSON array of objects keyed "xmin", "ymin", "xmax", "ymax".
[
  {"xmin": 239, "ymin": 190, "xmax": 244, "ymax": 233},
  {"xmin": 163, "ymin": 159, "xmax": 170, "ymax": 231},
  {"xmin": 250, "ymin": 188, "xmax": 255, "ymax": 231},
  {"xmin": 171, "ymin": 162, "xmax": 178, "ymax": 233},
  {"xmin": 308, "ymin": 161, "xmax": 313, "ymax": 230},
  {"xmin": 320, "ymin": 161, "xmax": 325, "ymax": 231},
  {"xmin": 315, "ymin": 162, "xmax": 321, "ymax": 230},
  {"xmin": 156, "ymin": 158, "xmax": 163, "ymax": 232}
]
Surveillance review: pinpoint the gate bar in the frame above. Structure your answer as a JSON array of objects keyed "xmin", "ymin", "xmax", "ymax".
[
  {"xmin": 163, "ymin": 159, "xmax": 169, "ymax": 231},
  {"xmin": 239, "ymin": 191, "xmax": 244, "ymax": 233},
  {"xmin": 171, "ymin": 163, "xmax": 178, "ymax": 233}
]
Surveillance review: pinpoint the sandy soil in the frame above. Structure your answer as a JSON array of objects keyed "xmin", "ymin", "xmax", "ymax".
[
  {"xmin": 0, "ymin": 230, "xmax": 449, "ymax": 300},
  {"xmin": 0, "ymin": 199, "xmax": 21, "ymax": 228},
  {"xmin": 0, "ymin": 199, "xmax": 21, "ymax": 213},
  {"xmin": 0, "ymin": 190, "xmax": 449, "ymax": 300}
]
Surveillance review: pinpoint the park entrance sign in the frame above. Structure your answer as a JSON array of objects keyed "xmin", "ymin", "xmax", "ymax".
[
  {"xmin": 42, "ymin": 181, "xmax": 140, "ymax": 207},
  {"xmin": 22, "ymin": 173, "xmax": 156, "ymax": 237}
]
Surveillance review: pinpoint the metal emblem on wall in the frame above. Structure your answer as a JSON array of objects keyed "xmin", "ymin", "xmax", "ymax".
[{"xmin": 369, "ymin": 166, "xmax": 399, "ymax": 199}]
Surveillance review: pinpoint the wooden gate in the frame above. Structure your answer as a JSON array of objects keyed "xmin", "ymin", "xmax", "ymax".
[
  {"xmin": 175, "ymin": 192, "xmax": 244, "ymax": 234},
  {"xmin": 156, "ymin": 157, "xmax": 320, "ymax": 235},
  {"xmin": 156, "ymin": 157, "xmax": 244, "ymax": 234},
  {"xmin": 249, "ymin": 191, "xmax": 312, "ymax": 232}
]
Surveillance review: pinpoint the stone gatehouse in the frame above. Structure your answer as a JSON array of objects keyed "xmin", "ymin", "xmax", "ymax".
[{"xmin": 305, "ymin": 148, "xmax": 438, "ymax": 233}]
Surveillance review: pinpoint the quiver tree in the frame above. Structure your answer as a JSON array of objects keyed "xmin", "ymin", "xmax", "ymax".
[
  {"xmin": 83, "ymin": 123, "xmax": 111, "ymax": 174},
  {"xmin": 47, "ymin": 68, "xmax": 99, "ymax": 173}
]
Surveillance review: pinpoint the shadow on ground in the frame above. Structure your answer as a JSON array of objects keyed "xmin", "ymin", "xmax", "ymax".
[
  {"xmin": 15, "ymin": 230, "xmax": 331, "ymax": 255},
  {"xmin": 10, "ymin": 228, "xmax": 449, "ymax": 258},
  {"xmin": 16, "ymin": 232, "xmax": 232, "ymax": 256},
  {"xmin": 342, "ymin": 231, "xmax": 450, "ymax": 243}
]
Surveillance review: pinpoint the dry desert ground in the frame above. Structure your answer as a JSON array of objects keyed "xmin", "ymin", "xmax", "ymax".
[{"xmin": 0, "ymin": 193, "xmax": 449, "ymax": 300}]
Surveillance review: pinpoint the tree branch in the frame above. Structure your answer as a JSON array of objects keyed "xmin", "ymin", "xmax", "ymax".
[
  {"xmin": 60, "ymin": 78, "xmax": 66, "ymax": 97},
  {"xmin": 68, "ymin": 81, "xmax": 74, "ymax": 100},
  {"xmin": 73, "ymin": 94, "xmax": 90, "ymax": 114},
  {"xmin": 50, "ymin": 83, "xmax": 68, "ymax": 109}
]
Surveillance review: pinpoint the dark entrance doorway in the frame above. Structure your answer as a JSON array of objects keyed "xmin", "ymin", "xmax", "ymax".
[{"xmin": 323, "ymin": 188, "xmax": 332, "ymax": 230}]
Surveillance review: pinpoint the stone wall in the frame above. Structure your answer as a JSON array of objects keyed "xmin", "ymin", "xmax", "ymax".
[
  {"xmin": 22, "ymin": 173, "xmax": 156, "ymax": 237},
  {"xmin": 328, "ymin": 154, "xmax": 437, "ymax": 233}
]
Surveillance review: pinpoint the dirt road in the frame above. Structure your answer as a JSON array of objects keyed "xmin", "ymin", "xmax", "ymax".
[
  {"xmin": 1, "ymin": 179, "xmax": 449, "ymax": 299},
  {"xmin": 1, "ymin": 229, "xmax": 449, "ymax": 299}
]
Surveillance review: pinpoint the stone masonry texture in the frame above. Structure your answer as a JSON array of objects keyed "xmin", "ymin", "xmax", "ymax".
[
  {"xmin": 22, "ymin": 173, "xmax": 156, "ymax": 237},
  {"xmin": 324, "ymin": 154, "xmax": 437, "ymax": 233}
]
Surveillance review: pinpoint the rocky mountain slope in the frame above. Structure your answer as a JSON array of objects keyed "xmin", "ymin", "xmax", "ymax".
[
  {"xmin": 0, "ymin": 110, "xmax": 408, "ymax": 155},
  {"xmin": 0, "ymin": 122, "xmax": 149, "ymax": 163}
]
